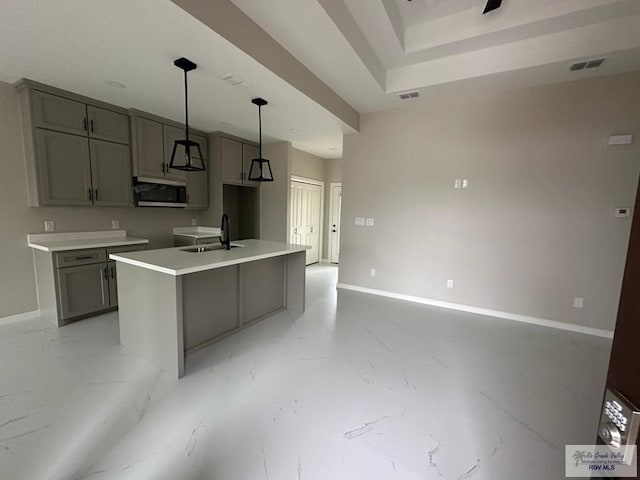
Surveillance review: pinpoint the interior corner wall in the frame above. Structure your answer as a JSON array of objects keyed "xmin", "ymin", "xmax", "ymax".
[
  {"xmin": 0, "ymin": 81, "xmax": 196, "ymax": 319},
  {"xmin": 339, "ymin": 72, "xmax": 640, "ymax": 331},
  {"xmin": 260, "ymin": 142, "xmax": 291, "ymax": 243}
]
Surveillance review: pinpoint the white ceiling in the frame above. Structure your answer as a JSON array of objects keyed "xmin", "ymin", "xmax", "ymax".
[
  {"xmin": 2, "ymin": 0, "xmax": 640, "ymax": 160},
  {"xmin": 231, "ymin": 0, "xmax": 640, "ymax": 112},
  {"xmin": 0, "ymin": 0, "xmax": 354, "ymax": 158}
]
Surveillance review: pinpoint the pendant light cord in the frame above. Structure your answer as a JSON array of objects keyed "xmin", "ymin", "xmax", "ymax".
[{"xmin": 184, "ymin": 70, "xmax": 190, "ymax": 143}]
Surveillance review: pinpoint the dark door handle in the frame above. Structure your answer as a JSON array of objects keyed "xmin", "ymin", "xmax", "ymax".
[
  {"xmin": 94, "ymin": 189, "xmax": 98, "ymax": 201},
  {"xmin": 90, "ymin": 119, "xmax": 94, "ymax": 132},
  {"xmin": 82, "ymin": 118, "xmax": 87, "ymax": 131},
  {"xmin": 88, "ymin": 189, "xmax": 93, "ymax": 201},
  {"xmin": 110, "ymin": 266, "xmax": 115, "ymax": 279}
]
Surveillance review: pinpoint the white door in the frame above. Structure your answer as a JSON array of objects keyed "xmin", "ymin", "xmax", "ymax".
[
  {"xmin": 329, "ymin": 183, "xmax": 342, "ymax": 263},
  {"xmin": 290, "ymin": 180, "xmax": 322, "ymax": 265}
]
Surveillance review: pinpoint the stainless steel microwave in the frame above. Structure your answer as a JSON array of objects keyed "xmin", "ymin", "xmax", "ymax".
[{"xmin": 133, "ymin": 180, "xmax": 187, "ymax": 208}]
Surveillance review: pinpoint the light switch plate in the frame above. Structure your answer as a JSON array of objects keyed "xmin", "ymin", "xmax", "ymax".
[
  {"xmin": 454, "ymin": 179, "xmax": 462, "ymax": 189},
  {"xmin": 370, "ymin": 268, "xmax": 376, "ymax": 277},
  {"xmin": 355, "ymin": 217, "xmax": 365, "ymax": 226},
  {"xmin": 462, "ymin": 179, "xmax": 469, "ymax": 189},
  {"xmin": 608, "ymin": 135, "xmax": 633, "ymax": 145},
  {"xmin": 192, "ymin": 218, "xmax": 198, "ymax": 226},
  {"xmin": 44, "ymin": 221, "xmax": 55, "ymax": 232},
  {"xmin": 574, "ymin": 297, "xmax": 584, "ymax": 309},
  {"xmin": 365, "ymin": 218, "xmax": 374, "ymax": 226},
  {"xmin": 111, "ymin": 220, "xmax": 120, "ymax": 230},
  {"xmin": 447, "ymin": 279, "xmax": 454, "ymax": 289}
]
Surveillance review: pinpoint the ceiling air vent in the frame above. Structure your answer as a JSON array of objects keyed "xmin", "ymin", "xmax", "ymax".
[
  {"xmin": 570, "ymin": 58, "xmax": 605, "ymax": 71},
  {"xmin": 220, "ymin": 74, "xmax": 250, "ymax": 88},
  {"xmin": 398, "ymin": 91, "xmax": 420, "ymax": 100}
]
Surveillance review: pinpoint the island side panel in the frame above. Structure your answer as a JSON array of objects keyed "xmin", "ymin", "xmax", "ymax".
[
  {"xmin": 182, "ymin": 265, "xmax": 239, "ymax": 351},
  {"xmin": 286, "ymin": 251, "xmax": 306, "ymax": 315},
  {"xmin": 117, "ymin": 263, "xmax": 184, "ymax": 378},
  {"xmin": 240, "ymin": 256, "xmax": 285, "ymax": 325},
  {"xmin": 33, "ymin": 249, "xmax": 60, "ymax": 325}
]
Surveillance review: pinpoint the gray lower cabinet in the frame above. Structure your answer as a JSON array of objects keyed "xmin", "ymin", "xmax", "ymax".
[
  {"xmin": 57, "ymin": 262, "xmax": 110, "ymax": 321},
  {"xmin": 33, "ymin": 244, "xmax": 146, "ymax": 326},
  {"xmin": 90, "ymin": 139, "xmax": 133, "ymax": 206},
  {"xmin": 36, "ymin": 129, "xmax": 93, "ymax": 205}
]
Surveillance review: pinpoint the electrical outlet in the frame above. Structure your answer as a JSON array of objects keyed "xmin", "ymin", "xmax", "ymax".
[
  {"xmin": 111, "ymin": 220, "xmax": 120, "ymax": 230},
  {"xmin": 615, "ymin": 208, "xmax": 631, "ymax": 219},
  {"xmin": 447, "ymin": 279, "xmax": 454, "ymax": 289},
  {"xmin": 365, "ymin": 218, "xmax": 374, "ymax": 227},
  {"xmin": 355, "ymin": 217, "xmax": 365, "ymax": 226},
  {"xmin": 370, "ymin": 268, "xmax": 376, "ymax": 277},
  {"xmin": 192, "ymin": 218, "xmax": 198, "ymax": 226},
  {"xmin": 574, "ymin": 297, "xmax": 584, "ymax": 309},
  {"xmin": 44, "ymin": 221, "xmax": 55, "ymax": 232}
]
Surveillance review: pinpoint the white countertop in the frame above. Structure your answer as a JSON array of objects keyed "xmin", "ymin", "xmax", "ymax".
[
  {"xmin": 110, "ymin": 239, "xmax": 309, "ymax": 276},
  {"xmin": 173, "ymin": 226, "xmax": 221, "ymax": 239},
  {"xmin": 28, "ymin": 230, "xmax": 149, "ymax": 252}
]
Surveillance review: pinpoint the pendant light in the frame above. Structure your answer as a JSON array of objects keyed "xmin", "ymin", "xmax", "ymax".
[
  {"xmin": 169, "ymin": 57, "xmax": 206, "ymax": 172},
  {"xmin": 248, "ymin": 97, "xmax": 274, "ymax": 182}
]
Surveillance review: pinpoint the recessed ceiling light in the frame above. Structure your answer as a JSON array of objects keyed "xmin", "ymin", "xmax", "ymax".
[
  {"xmin": 288, "ymin": 128, "xmax": 299, "ymax": 133},
  {"xmin": 105, "ymin": 80, "xmax": 126, "ymax": 88}
]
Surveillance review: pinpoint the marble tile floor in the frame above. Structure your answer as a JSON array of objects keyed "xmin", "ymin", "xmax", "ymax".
[{"xmin": 0, "ymin": 264, "xmax": 611, "ymax": 480}]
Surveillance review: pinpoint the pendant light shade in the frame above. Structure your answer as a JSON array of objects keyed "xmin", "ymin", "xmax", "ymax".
[
  {"xmin": 169, "ymin": 57, "xmax": 206, "ymax": 172},
  {"xmin": 248, "ymin": 97, "xmax": 274, "ymax": 182}
]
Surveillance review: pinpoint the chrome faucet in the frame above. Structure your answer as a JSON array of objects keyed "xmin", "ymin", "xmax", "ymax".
[{"xmin": 220, "ymin": 213, "xmax": 230, "ymax": 250}]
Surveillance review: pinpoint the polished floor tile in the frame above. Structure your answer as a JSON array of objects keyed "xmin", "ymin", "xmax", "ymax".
[{"xmin": 0, "ymin": 265, "xmax": 611, "ymax": 479}]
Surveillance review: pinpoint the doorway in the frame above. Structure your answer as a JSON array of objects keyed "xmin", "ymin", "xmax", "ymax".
[
  {"xmin": 329, "ymin": 183, "xmax": 342, "ymax": 264},
  {"xmin": 290, "ymin": 177, "xmax": 323, "ymax": 265}
]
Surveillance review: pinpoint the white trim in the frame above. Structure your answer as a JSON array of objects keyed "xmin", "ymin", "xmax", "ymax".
[
  {"xmin": 328, "ymin": 182, "xmax": 342, "ymax": 264},
  {"xmin": 290, "ymin": 176, "xmax": 325, "ymax": 265},
  {"xmin": 321, "ymin": 258, "xmax": 330, "ymax": 263},
  {"xmin": 0, "ymin": 310, "xmax": 40, "ymax": 325},
  {"xmin": 336, "ymin": 283, "xmax": 614, "ymax": 339}
]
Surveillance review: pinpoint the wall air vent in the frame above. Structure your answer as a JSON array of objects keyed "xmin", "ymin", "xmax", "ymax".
[
  {"xmin": 398, "ymin": 91, "xmax": 420, "ymax": 100},
  {"xmin": 570, "ymin": 58, "xmax": 605, "ymax": 71}
]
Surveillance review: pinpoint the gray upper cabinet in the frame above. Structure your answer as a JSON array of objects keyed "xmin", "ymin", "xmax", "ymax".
[
  {"xmin": 87, "ymin": 106, "xmax": 129, "ymax": 144},
  {"xmin": 32, "ymin": 90, "xmax": 87, "ymax": 136},
  {"xmin": 220, "ymin": 137, "xmax": 243, "ymax": 184},
  {"xmin": 36, "ymin": 129, "xmax": 92, "ymax": 205},
  {"xmin": 186, "ymin": 160, "xmax": 208, "ymax": 209},
  {"xmin": 220, "ymin": 136, "xmax": 259, "ymax": 187},
  {"xmin": 242, "ymin": 143, "xmax": 260, "ymax": 187},
  {"xmin": 133, "ymin": 117, "xmax": 165, "ymax": 179},
  {"xmin": 162, "ymin": 124, "xmax": 187, "ymax": 183},
  {"xmin": 17, "ymin": 80, "xmax": 133, "ymax": 207},
  {"xmin": 90, "ymin": 139, "xmax": 133, "ymax": 206}
]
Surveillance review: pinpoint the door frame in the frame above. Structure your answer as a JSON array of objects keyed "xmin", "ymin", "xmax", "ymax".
[
  {"xmin": 290, "ymin": 176, "xmax": 324, "ymax": 264},
  {"xmin": 328, "ymin": 182, "xmax": 342, "ymax": 264}
]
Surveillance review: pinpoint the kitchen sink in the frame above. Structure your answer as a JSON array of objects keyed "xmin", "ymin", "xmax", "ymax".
[{"xmin": 180, "ymin": 244, "xmax": 243, "ymax": 253}]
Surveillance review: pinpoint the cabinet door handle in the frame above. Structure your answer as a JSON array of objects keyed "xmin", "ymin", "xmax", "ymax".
[
  {"xmin": 74, "ymin": 255, "xmax": 94, "ymax": 260},
  {"xmin": 90, "ymin": 119, "xmax": 94, "ymax": 132},
  {"xmin": 310, "ymin": 226, "xmax": 314, "ymax": 233},
  {"xmin": 100, "ymin": 268, "xmax": 106, "ymax": 305},
  {"xmin": 94, "ymin": 189, "xmax": 98, "ymax": 201},
  {"xmin": 110, "ymin": 266, "xmax": 115, "ymax": 279},
  {"xmin": 161, "ymin": 162, "xmax": 165, "ymax": 174},
  {"xmin": 87, "ymin": 189, "xmax": 93, "ymax": 201},
  {"xmin": 83, "ymin": 118, "xmax": 87, "ymax": 131}
]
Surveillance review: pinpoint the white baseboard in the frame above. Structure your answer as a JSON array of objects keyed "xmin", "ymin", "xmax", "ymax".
[
  {"xmin": 336, "ymin": 283, "xmax": 614, "ymax": 339},
  {"xmin": 320, "ymin": 258, "xmax": 330, "ymax": 263},
  {"xmin": 0, "ymin": 310, "xmax": 41, "ymax": 325}
]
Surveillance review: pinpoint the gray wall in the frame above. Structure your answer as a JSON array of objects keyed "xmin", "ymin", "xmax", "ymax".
[
  {"xmin": 0, "ymin": 81, "xmax": 198, "ymax": 318},
  {"xmin": 340, "ymin": 72, "xmax": 640, "ymax": 331}
]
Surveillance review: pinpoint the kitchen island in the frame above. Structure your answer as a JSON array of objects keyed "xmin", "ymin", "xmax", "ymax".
[{"xmin": 110, "ymin": 239, "xmax": 308, "ymax": 378}]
